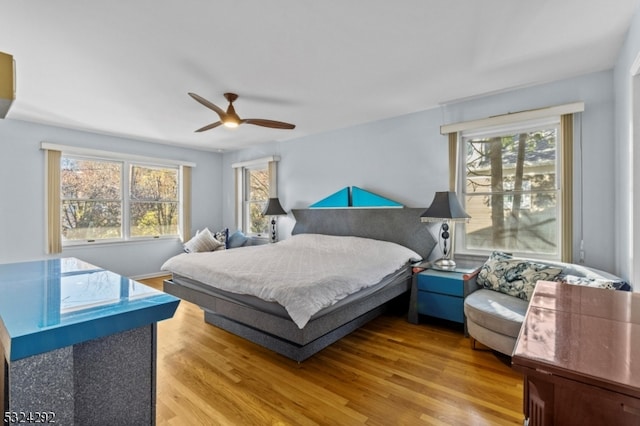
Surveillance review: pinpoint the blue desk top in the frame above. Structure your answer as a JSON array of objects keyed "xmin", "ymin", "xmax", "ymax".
[{"xmin": 0, "ymin": 257, "xmax": 180, "ymax": 361}]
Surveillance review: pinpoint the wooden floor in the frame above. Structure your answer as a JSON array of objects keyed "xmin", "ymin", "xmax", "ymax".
[{"xmin": 141, "ymin": 276, "xmax": 524, "ymax": 425}]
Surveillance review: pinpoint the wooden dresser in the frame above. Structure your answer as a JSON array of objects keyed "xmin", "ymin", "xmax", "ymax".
[{"xmin": 512, "ymin": 281, "xmax": 640, "ymax": 426}]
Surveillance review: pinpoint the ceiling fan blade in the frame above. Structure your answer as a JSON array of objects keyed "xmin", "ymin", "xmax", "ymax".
[
  {"xmin": 242, "ymin": 118, "xmax": 296, "ymax": 129},
  {"xmin": 188, "ymin": 92, "xmax": 226, "ymax": 119},
  {"xmin": 195, "ymin": 121, "xmax": 223, "ymax": 132}
]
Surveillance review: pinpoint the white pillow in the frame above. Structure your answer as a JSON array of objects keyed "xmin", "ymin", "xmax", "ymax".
[{"xmin": 183, "ymin": 228, "xmax": 224, "ymax": 253}]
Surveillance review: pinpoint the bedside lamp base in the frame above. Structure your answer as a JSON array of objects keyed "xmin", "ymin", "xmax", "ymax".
[{"xmin": 433, "ymin": 258, "xmax": 457, "ymax": 271}]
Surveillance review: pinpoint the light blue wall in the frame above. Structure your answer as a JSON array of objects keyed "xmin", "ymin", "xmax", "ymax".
[
  {"xmin": 0, "ymin": 66, "xmax": 626, "ymax": 277},
  {"xmin": 0, "ymin": 119, "xmax": 223, "ymax": 277},
  {"xmin": 442, "ymin": 72, "xmax": 615, "ymax": 272},
  {"xmin": 614, "ymin": 6, "xmax": 640, "ymax": 286},
  {"xmin": 222, "ymin": 71, "xmax": 618, "ymax": 273},
  {"xmin": 221, "ymin": 108, "xmax": 449, "ymax": 239}
]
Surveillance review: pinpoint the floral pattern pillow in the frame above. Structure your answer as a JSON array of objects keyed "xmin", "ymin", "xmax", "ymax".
[
  {"xmin": 557, "ymin": 274, "xmax": 631, "ymax": 291},
  {"xmin": 477, "ymin": 251, "xmax": 563, "ymax": 301},
  {"xmin": 214, "ymin": 228, "xmax": 229, "ymax": 249}
]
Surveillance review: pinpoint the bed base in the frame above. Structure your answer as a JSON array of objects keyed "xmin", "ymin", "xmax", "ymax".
[
  {"xmin": 204, "ymin": 305, "xmax": 386, "ymax": 362},
  {"xmin": 164, "ymin": 271, "xmax": 411, "ymax": 362}
]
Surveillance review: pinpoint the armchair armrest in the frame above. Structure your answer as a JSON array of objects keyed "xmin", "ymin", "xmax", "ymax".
[{"xmin": 463, "ymin": 269, "xmax": 482, "ymax": 297}]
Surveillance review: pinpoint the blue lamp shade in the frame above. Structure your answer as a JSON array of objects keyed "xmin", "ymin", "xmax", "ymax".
[{"xmin": 420, "ymin": 191, "xmax": 470, "ymax": 222}]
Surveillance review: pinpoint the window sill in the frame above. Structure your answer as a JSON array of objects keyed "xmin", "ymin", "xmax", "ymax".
[
  {"xmin": 63, "ymin": 236, "xmax": 182, "ymax": 249},
  {"xmin": 457, "ymin": 249, "xmax": 561, "ymax": 262}
]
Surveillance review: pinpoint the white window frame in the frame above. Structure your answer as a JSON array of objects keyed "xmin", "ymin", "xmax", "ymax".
[
  {"xmin": 43, "ymin": 142, "xmax": 195, "ymax": 247},
  {"xmin": 61, "ymin": 154, "xmax": 126, "ymax": 245},
  {"xmin": 442, "ymin": 102, "xmax": 584, "ymax": 262},
  {"xmin": 128, "ymin": 162, "xmax": 182, "ymax": 239},
  {"xmin": 244, "ymin": 164, "xmax": 269, "ymax": 237},
  {"xmin": 232, "ymin": 156, "xmax": 279, "ymax": 237},
  {"xmin": 457, "ymin": 118, "xmax": 562, "ymax": 259}
]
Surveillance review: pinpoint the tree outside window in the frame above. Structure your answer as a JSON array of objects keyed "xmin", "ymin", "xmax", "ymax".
[
  {"xmin": 61, "ymin": 157, "xmax": 122, "ymax": 241},
  {"xmin": 130, "ymin": 165, "xmax": 179, "ymax": 237},
  {"xmin": 61, "ymin": 156, "xmax": 180, "ymax": 243},
  {"xmin": 462, "ymin": 123, "xmax": 560, "ymax": 256},
  {"xmin": 245, "ymin": 167, "xmax": 269, "ymax": 235}
]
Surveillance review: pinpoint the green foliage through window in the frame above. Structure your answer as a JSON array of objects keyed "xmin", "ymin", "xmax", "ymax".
[{"xmin": 130, "ymin": 165, "xmax": 179, "ymax": 237}]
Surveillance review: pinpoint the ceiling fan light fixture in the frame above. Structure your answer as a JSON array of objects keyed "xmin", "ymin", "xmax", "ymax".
[
  {"xmin": 189, "ymin": 92, "xmax": 295, "ymax": 133},
  {"xmin": 223, "ymin": 102, "xmax": 241, "ymax": 128}
]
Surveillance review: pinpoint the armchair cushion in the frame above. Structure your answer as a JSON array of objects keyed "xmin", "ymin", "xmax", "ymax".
[{"xmin": 464, "ymin": 289, "xmax": 527, "ymax": 338}]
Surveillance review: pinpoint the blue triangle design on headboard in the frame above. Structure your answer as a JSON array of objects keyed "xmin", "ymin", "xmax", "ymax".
[
  {"xmin": 351, "ymin": 186, "xmax": 403, "ymax": 208},
  {"xmin": 309, "ymin": 187, "xmax": 350, "ymax": 208},
  {"xmin": 310, "ymin": 187, "xmax": 403, "ymax": 208}
]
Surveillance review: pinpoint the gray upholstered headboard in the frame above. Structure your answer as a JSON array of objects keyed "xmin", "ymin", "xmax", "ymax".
[{"xmin": 291, "ymin": 208, "xmax": 436, "ymax": 260}]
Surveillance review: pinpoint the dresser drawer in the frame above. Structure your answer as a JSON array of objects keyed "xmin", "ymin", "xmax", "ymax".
[
  {"xmin": 417, "ymin": 292, "xmax": 464, "ymax": 323},
  {"xmin": 417, "ymin": 272, "xmax": 463, "ymax": 297}
]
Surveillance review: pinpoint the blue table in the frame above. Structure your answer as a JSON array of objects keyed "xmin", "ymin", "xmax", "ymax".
[{"xmin": 0, "ymin": 257, "xmax": 180, "ymax": 425}]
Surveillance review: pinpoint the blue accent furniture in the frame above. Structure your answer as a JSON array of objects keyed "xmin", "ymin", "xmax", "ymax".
[
  {"xmin": 309, "ymin": 187, "xmax": 350, "ymax": 208},
  {"xmin": 310, "ymin": 186, "xmax": 402, "ymax": 208},
  {"xmin": 0, "ymin": 257, "xmax": 180, "ymax": 425},
  {"xmin": 351, "ymin": 186, "xmax": 403, "ymax": 207},
  {"xmin": 408, "ymin": 261, "xmax": 483, "ymax": 332}
]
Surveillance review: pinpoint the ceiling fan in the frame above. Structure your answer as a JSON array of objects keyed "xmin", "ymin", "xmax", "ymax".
[{"xmin": 188, "ymin": 92, "xmax": 296, "ymax": 132}]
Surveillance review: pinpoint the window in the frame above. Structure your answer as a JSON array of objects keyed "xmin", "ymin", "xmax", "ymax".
[
  {"xmin": 442, "ymin": 103, "xmax": 583, "ymax": 261},
  {"xmin": 129, "ymin": 164, "xmax": 179, "ymax": 237},
  {"xmin": 61, "ymin": 156, "xmax": 180, "ymax": 244},
  {"xmin": 461, "ymin": 119, "xmax": 561, "ymax": 257},
  {"xmin": 61, "ymin": 157, "xmax": 123, "ymax": 241},
  {"xmin": 233, "ymin": 156, "xmax": 279, "ymax": 236},
  {"xmin": 503, "ymin": 180, "xmax": 532, "ymax": 210},
  {"xmin": 43, "ymin": 143, "xmax": 193, "ymax": 252},
  {"xmin": 244, "ymin": 165, "xmax": 270, "ymax": 235}
]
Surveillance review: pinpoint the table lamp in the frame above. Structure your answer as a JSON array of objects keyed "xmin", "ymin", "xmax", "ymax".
[
  {"xmin": 262, "ymin": 197, "xmax": 287, "ymax": 243},
  {"xmin": 420, "ymin": 191, "xmax": 470, "ymax": 270}
]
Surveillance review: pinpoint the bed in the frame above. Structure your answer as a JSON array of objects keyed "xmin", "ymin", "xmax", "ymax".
[{"xmin": 162, "ymin": 207, "xmax": 436, "ymax": 361}]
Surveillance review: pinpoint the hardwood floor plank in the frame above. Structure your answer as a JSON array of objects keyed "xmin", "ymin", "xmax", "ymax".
[{"xmin": 142, "ymin": 276, "xmax": 524, "ymax": 425}]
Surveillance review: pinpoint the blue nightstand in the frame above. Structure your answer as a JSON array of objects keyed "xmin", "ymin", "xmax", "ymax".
[{"xmin": 408, "ymin": 261, "xmax": 481, "ymax": 334}]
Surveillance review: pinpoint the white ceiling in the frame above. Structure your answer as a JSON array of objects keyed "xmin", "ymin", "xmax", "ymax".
[{"xmin": 1, "ymin": 0, "xmax": 638, "ymax": 152}]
